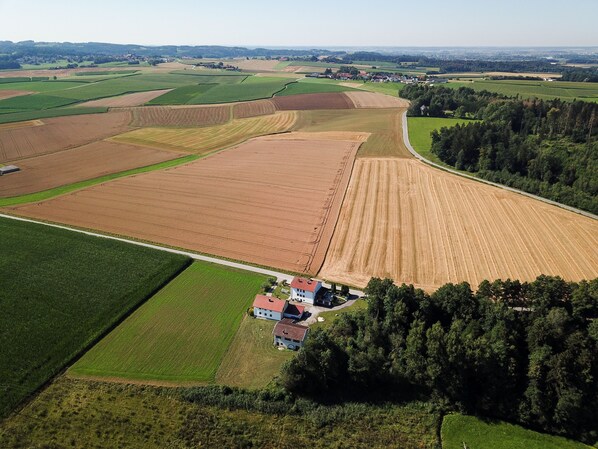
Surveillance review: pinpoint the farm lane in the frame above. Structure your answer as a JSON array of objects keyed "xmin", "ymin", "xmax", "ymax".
[
  {"xmin": 401, "ymin": 110, "xmax": 598, "ymax": 221},
  {"xmin": 0, "ymin": 212, "xmax": 364, "ymax": 297}
]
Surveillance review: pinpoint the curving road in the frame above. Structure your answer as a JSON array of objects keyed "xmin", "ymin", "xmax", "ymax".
[{"xmin": 401, "ymin": 110, "xmax": 598, "ymax": 221}]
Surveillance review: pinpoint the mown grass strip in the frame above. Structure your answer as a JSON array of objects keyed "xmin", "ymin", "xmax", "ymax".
[{"xmin": 0, "ymin": 154, "xmax": 199, "ymax": 206}]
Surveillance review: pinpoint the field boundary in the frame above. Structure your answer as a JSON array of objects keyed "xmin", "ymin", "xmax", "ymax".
[{"xmin": 402, "ymin": 110, "xmax": 598, "ymax": 221}]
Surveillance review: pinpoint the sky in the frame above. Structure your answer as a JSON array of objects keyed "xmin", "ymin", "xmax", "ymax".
[{"xmin": 1, "ymin": 0, "xmax": 597, "ymax": 48}]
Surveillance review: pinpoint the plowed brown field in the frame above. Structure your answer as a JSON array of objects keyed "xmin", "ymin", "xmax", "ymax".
[
  {"xmin": 319, "ymin": 158, "xmax": 598, "ymax": 290},
  {"xmin": 12, "ymin": 134, "xmax": 362, "ymax": 274},
  {"xmin": 233, "ymin": 100, "xmax": 276, "ymax": 119},
  {"xmin": 345, "ymin": 91, "xmax": 410, "ymax": 108},
  {"xmin": 0, "ymin": 90, "xmax": 33, "ymax": 100},
  {"xmin": 78, "ymin": 89, "xmax": 173, "ymax": 108},
  {"xmin": 272, "ymin": 93, "xmax": 355, "ymax": 110},
  {"xmin": 129, "ymin": 105, "xmax": 231, "ymax": 127},
  {"xmin": 0, "ymin": 111, "xmax": 131, "ymax": 163},
  {"xmin": 0, "ymin": 142, "xmax": 181, "ymax": 197}
]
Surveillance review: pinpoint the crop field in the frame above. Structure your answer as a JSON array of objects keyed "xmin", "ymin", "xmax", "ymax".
[
  {"xmin": 113, "ymin": 111, "xmax": 296, "ymax": 153},
  {"xmin": 447, "ymin": 79, "xmax": 598, "ymax": 102},
  {"xmin": 0, "ymin": 141, "xmax": 183, "ymax": 197},
  {"xmin": 272, "ymin": 92, "xmax": 355, "ymax": 110},
  {"xmin": 129, "ymin": 104, "xmax": 231, "ymax": 127},
  {"xmin": 12, "ymin": 133, "xmax": 361, "ymax": 274},
  {"xmin": 70, "ymin": 262, "xmax": 266, "ymax": 383},
  {"xmin": 319, "ymin": 157, "xmax": 598, "ymax": 290},
  {"xmin": 296, "ymin": 109, "xmax": 411, "ymax": 157},
  {"xmin": 0, "ymin": 90, "xmax": 32, "ymax": 100},
  {"xmin": 78, "ymin": 89, "xmax": 173, "ymax": 107},
  {"xmin": 146, "ymin": 84, "xmax": 218, "ymax": 105},
  {"xmin": 0, "ymin": 110, "xmax": 131, "ymax": 163},
  {"xmin": 442, "ymin": 414, "xmax": 591, "ymax": 449},
  {"xmin": 232, "ymin": 99, "xmax": 276, "ymax": 118},
  {"xmin": 345, "ymin": 91, "xmax": 410, "ymax": 108},
  {"xmin": 215, "ymin": 316, "xmax": 295, "ymax": 388},
  {"xmin": 185, "ymin": 76, "xmax": 292, "ymax": 104},
  {"xmin": 0, "ymin": 217, "xmax": 189, "ymax": 418},
  {"xmin": 276, "ymin": 81, "xmax": 356, "ymax": 96}
]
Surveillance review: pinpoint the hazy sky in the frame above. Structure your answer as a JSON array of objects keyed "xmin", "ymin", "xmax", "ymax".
[{"xmin": 1, "ymin": 0, "xmax": 596, "ymax": 47}]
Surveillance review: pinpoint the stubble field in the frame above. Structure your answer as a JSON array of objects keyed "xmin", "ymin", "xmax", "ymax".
[
  {"xmin": 12, "ymin": 133, "xmax": 361, "ymax": 274},
  {"xmin": 319, "ymin": 157, "xmax": 598, "ymax": 290}
]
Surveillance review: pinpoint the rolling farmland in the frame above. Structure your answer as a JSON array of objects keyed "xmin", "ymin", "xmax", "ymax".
[
  {"xmin": 70, "ymin": 262, "xmax": 266, "ymax": 383},
  {"xmin": 345, "ymin": 91, "xmax": 410, "ymax": 108},
  {"xmin": 113, "ymin": 111, "xmax": 296, "ymax": 153},
  {"xmin": 319, "ymin": 157, "xmax": 598, "ymax": 290},
  {"xmin": 0, "ymin": 217, "xmax": 189, "ymax": 418},
  {"xmin": 78, "ymin": 89, "xmax": 173, "ymax": 107},
  {"xmin": 129, "ymin": 104, "xmax": 231, "ymax": 127},
  {"xmin": 272, "ymin": 92, "xmax": 355, "ymax": 110},
  {"xmin": 11, "ymin": 133, "xmax": 362, "ymax": 274}
]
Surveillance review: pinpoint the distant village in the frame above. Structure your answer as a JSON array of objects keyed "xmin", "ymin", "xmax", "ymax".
[{"xmin": 305, "ymin": 68, "xmax": 448, "ymax": 85}]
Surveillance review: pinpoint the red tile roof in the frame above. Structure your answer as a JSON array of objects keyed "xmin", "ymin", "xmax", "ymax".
[
  {"xmin": 284, "ymin": 303, "xmax": 305, "ymax": 317},
  {"xmin": 253, "ymin": 295, "xmax": 287, "ymax": 313},
  {"xmin": 290, "ymin": 277, "xmax": 321, "ymax": 293},
  {"xmin": 273, "ymin": 318, "xmax": 309, "ymax": 341}
]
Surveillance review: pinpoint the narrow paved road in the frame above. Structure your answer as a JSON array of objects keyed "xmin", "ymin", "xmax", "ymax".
[
  {"xmin": 0, "ymin": 212, "xmax": 365, "ymax": 297},
  {"xmin": 401, "ymin": 111, "xmax": 598, "ymax": 221}
]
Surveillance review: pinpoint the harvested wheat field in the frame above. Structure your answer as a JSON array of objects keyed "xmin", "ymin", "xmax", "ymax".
[
  {"xmin": 0, "ymin": 90, "xmax": 33, "ymax": 100},
  {"xmin": 227, "ymin": 59, "xmax": 280, "ymax": 72},
  {"xmin": 78, "ymin": 89, "xmax": 173, "ymax": 108},
  {"xmin": 233, "ymin": 99, "xmax": 276, "ymax": 119},
  {"xmin": 319, "ymin": 158, "xmax": 598, "ymax": 290},
  {"xmin": 0, "ymin": 141, "xmax": 182, "ymax": 197},
  {"xmin": 0, "ymin": 111, "xmax": 131, "ymax": 163},
  {"xmin": 345, "ymin": 91, "xmax": 410, "ymax": 109},
  {"xmin": 272, "ymin": 93, "xmax": 355, "ymax": 110},
  {"xmin": 113, "ymin": 111, "xmax": 296, "ymax": 154},
  {"xmin": 12, "ymin": 134, "xmax": 362, "ymax": 273},
  {"xmin": 129, "ymin": 105, "xmax": 231, "ymax": 127},
  {"xmin": 0, "ymin": 120, "xmax": 43, "ymax": 131}
]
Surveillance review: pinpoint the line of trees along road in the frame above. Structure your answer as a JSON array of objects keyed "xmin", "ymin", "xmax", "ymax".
[
  {"xmin": 281, "ymin": 276, "xmax": 598, "ymax": 444},
  {"xmin": 401, "ymin": 84, "xmax": 598, "ymax": 214}
]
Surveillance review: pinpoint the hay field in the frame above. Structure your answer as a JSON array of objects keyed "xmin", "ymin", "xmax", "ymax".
[
  {"xmin": 70, "ymin": 262, "xmax": 265, "ymax": 383},
  {"xmin": 272, "ymin": 92, "xmax": 355, "ymax": 110},
  {"xmin": 0, "ymin": 141, "xmax": 182, "ymax": 197},
  {"xmin": 345, "ymin": 91, "xmax": 410, "ymax": 108},
  {"xmin": 12, "ymin": 134, "xmax": 361, "ymax": 274},
  {"xmin": 129, "ymin": 105, "xmax": 231, "ymax": 127},
  {"xmin": 113, "ymin": 111, "xmax": 296, "ymax": 154},
  {"xmin": 319, "ymin": 158, "xmax": 598, "ymax": 290},
  {"xmin": 78, "ymin": 89, "xmax": 173, "ymax": 107},
  {"xmin": 0, "ymin": 111, "xmax": 131, "ymax": 163},
  {"xmin": 233, "ymin": 99, "xmax": 276, "ymax": 118}
]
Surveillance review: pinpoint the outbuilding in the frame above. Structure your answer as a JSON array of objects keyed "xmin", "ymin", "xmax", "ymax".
[
  {"xmin": 273, "ymin": 318, "xmax": 309, "ymax": 350},
  {"xmin": 0, "ymin": 165, "xmax": 20, "ymax": 176}
]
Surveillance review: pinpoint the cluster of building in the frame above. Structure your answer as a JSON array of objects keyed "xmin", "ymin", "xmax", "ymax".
[{"xmin": 252, "ymin": 276, "xmax": 329, "ymax": 351}]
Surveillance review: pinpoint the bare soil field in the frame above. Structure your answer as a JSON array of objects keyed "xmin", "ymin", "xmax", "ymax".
[
  {"xmin": 113, "ymin": 111, "xmax": 296, "ymax": 154},
  {"xmin": 11, "ymin": 134, "xmax": 362, "ymax": 274},
  {"xmin": 226, "ymin": 59, "xmax": 280, "ymax": 72},
  {"xmin": 272, "ymin": 93, "xmax": 355, "ymax": 110},
  {"xmin": 345, "ymin": 91, "xmax": 410, "ymax": 109},
  {"xmin": 129, "ymin": 105, "xmax": 231, "ymax": 127},
  {"xmin": 0, "ymin": 120, "xmax": 43, "ymax": 131},
  {"xmin": 78, "ymin": 89, "xmax": 173, "ymax": 108},
  {"xmin": 0, "ymin": 141, "xmax": 181, "ymax": 197},
  {"xmin": 319, "ymin": 158, "xmax": 598, "ymax": 290},
  {"xmin": 0, "ymin": 111, "xmax": 131, "ymax": 163},
  {"xmin": 0, "ymin": 90, "xmax": 33, "ymax": 100},
  {"xmin": 233, "ymin": 99, "xmax": 276, "ymax": 119}
]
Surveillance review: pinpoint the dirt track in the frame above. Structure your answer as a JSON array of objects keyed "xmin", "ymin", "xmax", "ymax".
[
  {"xmin": 0, "ymin": 141, "xmax": 181, "ymax": 197},
  {"xmin": 12, "ymin": 134, "xmax": 361, "ymax": 274},
  {"xmin": 0, "ymin": 111, "xmax": 131, "ymax": 163},
  {"xmin": 319, "ymin": 157, "xmax": 598, "ymax": 290},
  {"xmin": 78, "ymin": 90, "xmax": 173, "ymax": 108}
]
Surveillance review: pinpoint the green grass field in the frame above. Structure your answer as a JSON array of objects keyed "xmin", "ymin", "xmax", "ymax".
[
  {"xmin": 311, "ymin": 299, "xmax": 368, "ymax": 330},
  {"xmin": 407, "ymin": 117, "xmax": 477, "ymax": 164},
  {"xmin": 70, "ymin": 262, "xmax": 266, "ymax": 383},
  {"xmin": 275, "ymin": 80, "xmax": 356, "ymax": 96},
  {"xmin": 0, "ymin": 106, "xmax": 107, "ymax": 124},
  {"xmin": 447, "ymin": 79, "xmax": 598, "ymax": 102},
  {"xmin": 215, "ymin": 316, "xmax": 295, "ymax": 388},
  {"xmin": 442, "ymin": 414, "xmax": 591, "ymax": 449},
  {"xmin": 0, "ymin": 217, "xmax": 190, "ymax": 418}
]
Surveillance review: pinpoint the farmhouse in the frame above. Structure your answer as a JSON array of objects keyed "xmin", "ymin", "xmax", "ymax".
[
  {"xmin": 252, "ymin": 294, "xmax": 305, "ymax": 321},
  {"xmin": 273, "ymin": 318, "xmax": 309, "ymax": 350},
  {"xmin": 0, "ymin": 165, "xmax": 20, "ymax": 176},
  {"xmin": 290, "ymin": 277, "xmax": 321, "ymax": 304}
]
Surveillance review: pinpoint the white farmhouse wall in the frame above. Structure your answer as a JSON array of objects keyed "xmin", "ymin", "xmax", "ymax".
[
  {"xmin": 290, "ymin": 283, "xmax": 321, "ymax": 304},
  {"xmin": 254, "ymin": 307, "xmax": 283, "ymax": 321}
]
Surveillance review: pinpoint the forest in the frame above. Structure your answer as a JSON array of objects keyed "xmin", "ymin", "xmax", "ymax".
[
  {"xmin": 401, "ymin": 85, "xmax": 598, "ymax": 214},
  {"xmin": 281, "ymin": 276, "xmax": 598, "ymax": 444}
]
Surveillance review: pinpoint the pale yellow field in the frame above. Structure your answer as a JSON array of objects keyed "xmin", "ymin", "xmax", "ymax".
[
  {"xmin": 111, "ymin": 111, "xmax": 297, "ymax": 154},
  {"xmin": 319, "ymin": 158, "xmax": 598, "ymax": 290}
]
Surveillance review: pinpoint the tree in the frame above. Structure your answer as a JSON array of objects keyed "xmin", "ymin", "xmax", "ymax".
[{"xmin": 340, "ymin": 285, "xmax": 350, "ymax": 297}]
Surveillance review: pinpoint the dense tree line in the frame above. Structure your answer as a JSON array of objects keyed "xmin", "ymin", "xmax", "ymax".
[
  {"xmin": 561, "ymin": 68, "xmax": 598, "ymax": 83},
  {"xmin": 281, "ymin": 276, "xmax": 598, "ymax": 443},
  {"xmin": 400, "ymin": 84, "xmax": 504, "ymax": 118},
  {"xmin": 0, "ymin": 56, "xmax": 20, "ymax": 70},
  {"xmin": 429, "ymin": 99, "xmax": 598, "ymax": 213}
]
